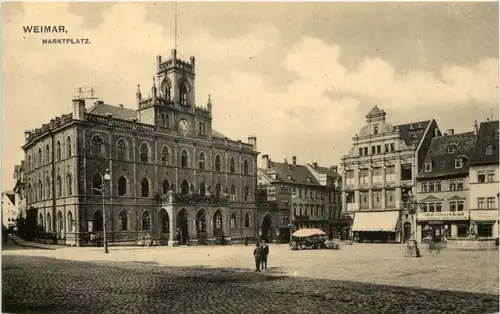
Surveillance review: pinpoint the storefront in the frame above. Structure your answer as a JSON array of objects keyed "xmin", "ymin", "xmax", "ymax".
[
  {"xmin": 328, "ymin": 218, "xmax": 351, "ymax": 240},
  {"xmin": 470, "ymin": 210, "xmax": 499, "ymax": 239},
  {"xmin": 416, "ymin": 211, "xmax": 470, "ymax": 243},
  {"xmin": 351, "ymin": 211, "xmax": 400, "ymax": 243}
]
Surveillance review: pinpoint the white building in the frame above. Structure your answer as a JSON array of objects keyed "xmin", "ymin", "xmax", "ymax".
[
  {"xmin": 2, "ymin": 192, "xmax": 19, "ymax": 228},
  {"xmin": 341, "ymin": 106, "xmax": 439, "ymax": 243},
  {"xmin": 468, "ymin": 120, "xmax": 499, "ymax": 240}
]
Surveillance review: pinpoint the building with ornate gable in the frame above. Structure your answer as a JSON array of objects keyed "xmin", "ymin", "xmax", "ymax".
[
  {"xmin": 341, "ymin": 106, "xmax": 439, "ymax": 243},
  {"xmin": 22, "ymin": 49, "xmax": 259, "ymax": 246}
]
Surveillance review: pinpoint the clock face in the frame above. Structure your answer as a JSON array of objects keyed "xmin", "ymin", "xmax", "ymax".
[{"xmin": 179, "ymin": 119, "xmax": 189, "ymax": 131}]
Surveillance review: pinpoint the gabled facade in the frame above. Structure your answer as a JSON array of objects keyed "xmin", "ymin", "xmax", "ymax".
[
  {"xmin": 13, "ymin": 161, "xmax": 26, "ymax": 219},
  {"xmin": 415, "ymin": 127, "xmax": 478, "ymax": 243},
  {"xmin": 257, "ymin": 155, "xmax": 344, "ymax": 242},
  {"xmin": 21, "ymin": 49, "xmax": 259, "ymax": 246},
  {"xmin": 2, "ymin": 192, "xmax": 18, "ymax": 228},
  {"xmin": 341, "ymin": 106, "xmax": 439, "ymax": 243},
  {"xmin": 468, "ymin": 120, "xmax": 499, "ymax": 240}
]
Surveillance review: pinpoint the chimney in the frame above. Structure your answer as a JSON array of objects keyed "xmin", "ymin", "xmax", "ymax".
[
  {"xmin": 447, "ymin": 129, "xmax": 454, "ymax": 135},
  {"xmin": 247, "ymin": 136, "xmax": 257, "ymax": 151},
  {"xmin": 284, "ymin": 158, "xmax": 288, "ymax": 164},
  {"xmin": 434, "ymin": 128, "xmax": 439, "ymax": 137},
  {"xmin": 473, "ymin": 120, "xmax": 478, "ymax": 135},
  {"xmin": 118, "ymin": 104, "xmax": 124, "ymax": 108},
  {"xmin": 330, "ymin": 166, "xmax": 338, "ymax": 173},
  {"xmin": 262, "ymin": 154, "xmax": 269, "ymax": 169},
  {"xmin": 443, "ymin": 133, "xmax": 448, "ymax": 136},
  {"xmin": 72, "ymin": 98, "xmax": 86, "ymax": 121},
  {"xmin": 292, "ymin": 156, "xmax": 297, "ymax": 165},
  {"xmin": 312, "ymin": 162, "xmax": 318, "ymax": 168}
]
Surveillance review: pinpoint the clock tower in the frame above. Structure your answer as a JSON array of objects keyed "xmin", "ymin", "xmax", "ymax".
[{"xmin": 136, "ymin": 49, "xmax": 212, "ymax": 138}]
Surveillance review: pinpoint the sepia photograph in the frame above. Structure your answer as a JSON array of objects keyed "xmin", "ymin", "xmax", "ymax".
[{"xmin": 1, "ymin": 1, "xmax": 499, "ymax": 313}]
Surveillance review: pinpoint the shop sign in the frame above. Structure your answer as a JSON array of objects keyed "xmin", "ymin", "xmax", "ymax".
[
  {"xmin": 266, "ymin": 186, "xmax": 277, "ymax": 201},
  {"xmin": 417, "ymin": 211, "xmax": 468, "ymax": 221},
  {"xmin": 469, "ymin": 210, "xmax": 498, "ymax": 221}
]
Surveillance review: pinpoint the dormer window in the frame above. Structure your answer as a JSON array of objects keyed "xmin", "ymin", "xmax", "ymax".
[
  {"xmin": 424, "ymin": 161, "xmax": 432, "ymax": 172},
  {"xmin": 455, "ymin": 158, "xmax": 463, "ymax": 169},
  {"xmin": 288, "ymin": 176, "xmax": 293, "ymax": 180},
  {"xmin": 448, "ymin": 145, "xmax": 456, "ymax": 154},
  {"xmin": 373, "ymin": 125, "xmax": 379, "ymax": 135},
  {"xmin": 307, "ymin": 178, "xmax": 312, "ymax": 183},
  {"xmin": 485, "ymin": 145, "xmax": 493, "ymax": 156}
]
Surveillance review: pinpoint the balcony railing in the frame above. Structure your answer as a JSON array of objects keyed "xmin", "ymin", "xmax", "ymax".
[{"xmin": 156, "ymin": 192, "xmax": 230, "ymax": 206}]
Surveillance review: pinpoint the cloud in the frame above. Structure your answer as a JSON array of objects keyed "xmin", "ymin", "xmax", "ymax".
[{"xmin": 2, "ymin": 3, "xmax": 498, "ymax": 190}]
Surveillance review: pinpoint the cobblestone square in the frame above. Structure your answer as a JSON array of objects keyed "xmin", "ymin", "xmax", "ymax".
[{"xmin": 3, "ymin": 243, "xmax": 499, "ymax": 313}]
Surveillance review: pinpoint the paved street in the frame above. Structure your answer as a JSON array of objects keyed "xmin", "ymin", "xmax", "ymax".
[{"xmin": 3, "ymin": 243, "xmax": 499, "ymax": 313}]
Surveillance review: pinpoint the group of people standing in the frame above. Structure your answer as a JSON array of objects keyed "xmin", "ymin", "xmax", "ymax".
[{"xmin": 253, "ymin": 240, "xmax": 270, "ymax": 272}]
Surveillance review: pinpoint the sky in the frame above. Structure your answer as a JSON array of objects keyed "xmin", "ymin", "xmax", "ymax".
[{"xmin": 2, "ymin": 2, "xmax": 499, "ymax": 190}]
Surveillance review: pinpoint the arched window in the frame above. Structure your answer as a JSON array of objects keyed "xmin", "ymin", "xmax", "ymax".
[
  {"xmin": 181, "ymin": 150, "xmax": 188, "ymax": 168},
  {"xmin": 67, "ymin": 173, "xmax": 72, "ymax": 196},
  {"xmin": 243, "ymin": 160, "xmax": 249, "ymax": 175},
  {"xmin": 199, "ymin": 122, "xmax": 205, "ymax": 135},
  {"xmin": 215, "ymin": 155, "xmax": 221, "ymax": 171},
  {"xmin": 165, "ymin": 114, "xmax": 170, "ymax": 128},
  {"xmin": 244, "ymin": 213, "xmax": 251, "ymax": 228},
  {"xmin": 28, "ymin": 156, "xmax": 32, "ymax": 172},
  {"xmin": 199, "ymin": 182, "xmax": 206, "ymax": 196},
  {"xmin": 34, "ymin": 182, "xmax": 38, "ymax": 202},
  {"xmin": 118, "ymin": 211, "xmax": 128, "ymax": 231},
  {"xmin": 57, "ymin": 141, "xmax": 61, "ymax": 161},
  {"xmin": 199, "ymin": 152, "xmax": 205, "ymax": 169},
  {"xmin": 46, "ymin": 177, "xmax": 51, "ymax": 199},
  {"xmin": 67, "ymin": 136, "xmax": 72, "ymax": 158},
  {"xmin": 27, "ymin": 184, "xmax": 31, "ymax": 204},
  {"xmin": 179, "ymin": 83, "xmax": 188, "ymax": 106},
  {"xmin": 57, "ymin": 176, "xmax": 62, "ymax": 197},
  {"xmin": 141, "ymin": 211, "xmax": 151, "ymax": 230},
  {"xmin": 215, "ymin": 183, "xmax": 222, "ymax": 198},
  {"xmin": 38, "ymin": 180, "xmax": 43, "ymax": 200},
  {"xmin": 91, "ymin": 136, "xmax": 102, "ymax": 158},
  {"xmin": 45, "ymin": 144, "xmax": 50, "ymax": 163},
  {"xmin": 214, "ymin": 211, "xmax": 222, "ymax": 230},
  {"xmin": 117, "ymin": 139, "xmax": 127, "ymax": 160},
  {"xmin": 163, "ymin": 81, "xmax": 171, "ymax": 100},
  {"xmin": 57, "ymin": 211, "xmax": 63, "ymax": 233},
  {"xmin": 93, "ymin": 210, "xmax": 103, "ymax": 232},
  {"xmin": 229, "ymin": 157, "xmax": 235, "ymax": 173},
  {"xmin": 67, "ymin": 211, "xmax": 73, "ymax": 232},
  {"xmin": 160, "ymin": 210, "xmax": 170, "ymax": 233},
  {"xmin": 196, "ymin": 211, "xmax": 206, "ymax": 233},
  {"xmin": 230, "ymin": 213, "xmax": 237, "ymax": 228},
  {"xmin": 181, "ymin": 180, "xmax": 190, "ymax": 196},
  {"xmin": 118, "ymin": 176, "xmax": 127, "ymax": 196},
  {"xmin": 141, "ymin": 178, "xmax": 149, "ymax": 197},
  {"xmin": 38, "ymin": 212, "xmax": 43, "ymax": 227},
  {"xmin": 38, "ymin": 148, "xmax": 42, "ymax": 166},
  {"xmin": 140, "ymin": 143, "xmax": 149, "ymax": 163},
  {"xmin": 162, "ymin": 114, "xmax": 167, "ymax": 128},
  {"xmin": 162, "ymin": 179, "xmax": 170, "ymax": 194},
  {"xmin": 244, "ymin": 186, "xmax": 250, "ymax": 202},
  {"xmin": 230, "ymin": 185, "xmax": 236, "ymax": 201},
  {"xmin": 161, "ymin": 147, "xmax": 169, "ymax": 165},
  {"xmin": 47, "ymin": 212, "xmax": 52, "ymax": 231},
  {"xmin": 92, "ymin": 174, "xmax": 103, "ymax": 195}
]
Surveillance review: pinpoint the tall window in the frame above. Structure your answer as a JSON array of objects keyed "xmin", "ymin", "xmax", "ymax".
[
  {"xmin": 67, "ymin": 136, "xmax": 72, "ymax": 157},
  {"xmin": 230, "ymin": 185, "xmax": 236, "ymax": 201},
  {"xmin": 179, "ymin": 83, "xmax": 188, "ymax": 106},
  {"xmin": 38, "ymin": 180, "xmax": 43, "ymax": 200},
  {"xmin": 67, "ymin": 211, "xmax": 73, "ymax": 232},
  {"xmin": 199, "ymin": 152, "xmax": 205, "ymax": 169},
  {"xmin": 200, "ymin": 182, "xmax": 206, "ymax": 196},
  {"xmin": 229, "ymin": 157, "xmax": 235, "ymax": 173},
  {"xmin": 243, "ymin": 160, "xmax": 249, "ymax": 175},
  {"xmin": 92, "ymin": 174, "xmax": 103, "ymax": 195},
  {"xmin": 215, "ymin": 183, "xmax": 222, "ymax": 198},
  {"xmin": 244, "ymin": 213, "xmax": 251, "ymax": 228},
  {"xmin": 199, "ymin": 122, "xmax": 206, "ymax": 135},
  {"xmin": 140, "ymin": 143, "xmax": 149, "ymax": 163},
  {"xmin": 141, "ymin": 178, "xmax": 149, "ymax": 197},
  {"xmin": 57, "ymin": 141, "xmax": 62, "ymax": 161},
  {"xmin": 215, "ymin": 155, "xmax": 222, "ymax": 171},
  {"xmin": 45, "ymin": 144, "xmax": 50, "ymax": 163},
  {"xmin": 161, "ymin": 147, "xmax": 169, "ymax": 165},
  {"xmin": 117, "ymin": 139, "xmax": 127, "ymax": 160},
  {"xmin": 181, "ymin": 150, "xmax": 188, "ymax": 168},
  {"xmin": 46, "ymin": 213, "xmax": 52, "ymax": 231},
  {"xmin": 57, "ymin": 176, "xmax": 62, "ymax": 197},
  {"xmin": 244, "ymin": 186, "xmax": 249, "ymax": 201},
  {"xmin": 46, "ymin": 177, "xmax": 51, "ymax": 199},
  {"xmin": 164, "ymin": 114, "xmax": 170, "ymax": 128},
  {"xmin": 38, "ymin": 148, "xmax": 42, "ymax": 166},
  {"xmin": 118, "ymin": 211, "xmax": 128, "ymax": 231},
  {"xmin": 162, "ymin": 179, "xmax": 170, "ymax": 194},
  {"xmin": 91, "ymin": 136, "xmax": 102, "ymax": 158},
  {"xmin": 118, "ymin": 176, "xmax": 127, "ymax": 196},
  {"xmin": 141, "ymin": 211, "xmax": 151, "ymax": 230},
  {"xmin": 181, "ymin": 180, "xmax": 190, "ymax": 195},
  {"xmin": 214, "ymin": 211, "xmax": 222, "ymax": 229},
  {"xmin": 67, "ymin": 173, "xmax": 72, "ymax": 196},
  {"xmin": 230, "ymin": 213, "xmax": 237, "ymax": 228}
]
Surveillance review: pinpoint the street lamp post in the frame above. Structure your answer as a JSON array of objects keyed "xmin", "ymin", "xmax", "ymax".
[
  {"xmin": 405, "ymin": 191, "xmax": 420, "ymax": 242},
  {"xmin": 92, "ymin": 168, "xmax": 111, "ymax": 254}
]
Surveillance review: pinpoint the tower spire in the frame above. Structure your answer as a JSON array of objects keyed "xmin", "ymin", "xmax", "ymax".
[{"xmin": 174, "ymin": 0, "xmax": 178, "ymax": 51}]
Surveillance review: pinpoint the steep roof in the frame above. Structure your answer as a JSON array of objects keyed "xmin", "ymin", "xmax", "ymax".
[
  {"xmin": 395, "ymin": 120, "xmax": 432, "ymax": 148},
  {"xmin": 259, "ymin": 162, "xmax": 320, "ymax": 186},
  {"xmin": 417, "ymin": 131, "xmax": 477, "ymax": 179},
  {"xmin": 4, "ymin": 193, "xmax": 15, "ymax": 205},
  {"xmin": 306, "ymin": 164, "xmax": 341, "ymax": 179},
  {"xmin": 89, "ymin": 103, "xmax": 230, "ymax": 140},
  {"xmin": 470, "ymin": 120, "xmax": 499, "ymax": 166}
]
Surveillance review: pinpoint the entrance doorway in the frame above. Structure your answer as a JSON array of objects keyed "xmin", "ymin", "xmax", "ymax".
[
  {"xmin": 261, "ymin": 213, "xmax": 273, "ymax": 243},
  {"xmin": 176, "ymin": 209, "xmax": 189, "ymax": 245},
  {"xmin": 403, "ymin": 222, "xmax": 412, "ymax": 242},
  {"xmin": 93, "ymin": 210, "xmax": 103, "ymax": 232}
]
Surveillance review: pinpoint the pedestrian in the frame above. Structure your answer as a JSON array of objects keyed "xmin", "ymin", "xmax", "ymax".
[
  {"xmin": 260, "ymin": 240, "xmax": 269, "ymax": 270},
  {"xmin": 253, "ymin": 243, "xmax": 261, "ymax": 272}
]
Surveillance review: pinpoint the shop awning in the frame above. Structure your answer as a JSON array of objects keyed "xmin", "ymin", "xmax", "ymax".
[{"xmin": 352, "ymin": 211, "xmax": 400, "ymax": 232}]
